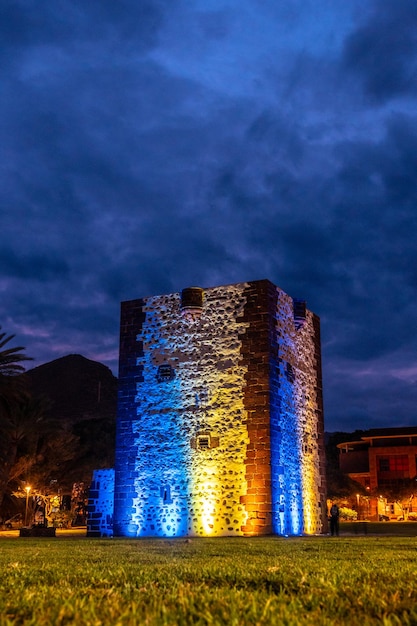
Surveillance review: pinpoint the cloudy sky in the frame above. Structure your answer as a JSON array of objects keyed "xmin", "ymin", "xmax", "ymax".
[{"xmin": 1, "ymin": 0, "xmax": 417, "ymax": 432}]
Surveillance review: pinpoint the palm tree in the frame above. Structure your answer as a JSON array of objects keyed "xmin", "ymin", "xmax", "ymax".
[
  {"xmin": 0, "ymin": 327, "xmax": 32, "ymax": 376},
  {"xmin": 0, "ymin": 327, "xmax": 32, "ymax": 409},
  {"xmin": 0, "ymin": 328, "xmax": 33, "ymax": 512}
]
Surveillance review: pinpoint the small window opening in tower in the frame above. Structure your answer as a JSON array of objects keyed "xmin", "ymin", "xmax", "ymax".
[
  {"xmin": 160, "ymin": 484, "xmax": 172, "ymax": 504},
  {"xmin": 197, "ymin": 435, "xmax": 210, "ymax": 450},
  {"xmin": 157, "ymin": 364, "xmax": 174, "ymax": 382},
  {"xmin": 293, "ymin": 298, "xmax": 306, "ymax": 329},
  {"xmin": 181, "ymin": 287, "xmax": 204, "ymax": 321},
  {"xmin": 285, "ymin": 362, "xmax": 295, "ymax": 383}
]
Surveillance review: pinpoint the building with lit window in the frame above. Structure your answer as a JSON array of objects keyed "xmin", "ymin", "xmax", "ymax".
[
  {"xmin": 338, "ymin": 427, "xmax": 417, "ymax": 519},
  {"xmin": 88, "ymin": 279, "xmax": 327, "ymax": 537}
]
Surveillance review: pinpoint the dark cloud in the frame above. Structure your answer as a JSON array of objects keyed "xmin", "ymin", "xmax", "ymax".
[
  {"xmin": 342, "ymin": 0, "xmax": 417, "ymax": 102},
  {"xmin": 324, "ymin": 353, "xmax": 417, "ymax": 432},
  {"xmin": 0, "ymin": 248, "xmax": 69, "ymax": 280},
  {"xmin": 0, "ymin": 0, "xmax": 166, "ymax": 54}
]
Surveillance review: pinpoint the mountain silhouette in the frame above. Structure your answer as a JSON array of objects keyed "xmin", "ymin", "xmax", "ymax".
[{"xmin": 24, "ymin": 354, "xmax": 117, "ymax": 482}]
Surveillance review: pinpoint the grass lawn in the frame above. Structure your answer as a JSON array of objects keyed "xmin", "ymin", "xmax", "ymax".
[{"xmin": 0, "ymin": 534, "xmax": 417, "ymax": 625}]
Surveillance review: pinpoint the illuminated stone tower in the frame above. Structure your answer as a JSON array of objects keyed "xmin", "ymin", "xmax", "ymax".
[{"xmin": 113, "ymin": 279, "xmax": 326, "ymax": 537}]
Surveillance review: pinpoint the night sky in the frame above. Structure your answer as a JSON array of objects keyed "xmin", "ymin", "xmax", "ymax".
[{"xmin": 1, "ymin": 1, "xmax": 417, "ymax": 432}]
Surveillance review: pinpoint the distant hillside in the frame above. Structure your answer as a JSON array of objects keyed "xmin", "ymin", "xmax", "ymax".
[
  {"xmin": 24, "ymin": 354, "xmax": 117, "ymax": 426},
  {"xmin": 23, "ymin": 354, "xmax": 118, "ymax": 483}
]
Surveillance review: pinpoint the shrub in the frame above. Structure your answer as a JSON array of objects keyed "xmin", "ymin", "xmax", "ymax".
[{"xmin": 339, "ymin": 506, "xmax": 358, "ymax": 520}]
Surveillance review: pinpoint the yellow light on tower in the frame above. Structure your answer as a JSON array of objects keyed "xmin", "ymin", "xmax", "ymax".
[{"xmin": 24, "ymin": 486, "xmax": 31, "ymax": 527}]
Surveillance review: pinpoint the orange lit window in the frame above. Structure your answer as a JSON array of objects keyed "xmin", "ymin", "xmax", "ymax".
[{"xmin": 378, "ymin": 456, "xmax": 409, "ymax": 472}]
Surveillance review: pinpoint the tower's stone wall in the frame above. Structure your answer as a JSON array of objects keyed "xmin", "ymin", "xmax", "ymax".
[
  {"xmin": 86, "ymin": 469, "xmax": 114, "ymax": 537},
  {"xmin": 239, "ymin": 281, "xmax": 273, "ymax": 535},
  {"xmin": 112, "ymin": 279, "xmax": 327, "ymax": 537}
]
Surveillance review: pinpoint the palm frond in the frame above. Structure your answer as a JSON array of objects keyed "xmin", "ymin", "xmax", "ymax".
[{"xmin": 0, "ymin": 327, "xmax": 32, "ymax": 376}]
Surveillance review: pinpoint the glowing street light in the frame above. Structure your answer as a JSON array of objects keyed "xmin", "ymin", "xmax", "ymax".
[{"xmin": 25, "ymin": 486, "xmax": 31, "ymax": 527}]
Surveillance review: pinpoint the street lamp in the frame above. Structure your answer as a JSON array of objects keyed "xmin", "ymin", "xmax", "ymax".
[{"xmin": 25, "ymin": 486, "xmax": 31, "ymax": 527}]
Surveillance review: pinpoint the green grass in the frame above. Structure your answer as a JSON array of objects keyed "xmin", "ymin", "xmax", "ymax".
[{"xmin": 0, "ymin": 536, "xmax": 417, "ymax": 625}]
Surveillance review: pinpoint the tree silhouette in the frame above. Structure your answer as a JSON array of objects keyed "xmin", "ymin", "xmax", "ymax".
[
  {"xmin": 0, "ymin": 328, "xmax": 35, "ymax": 513},
  {"xmin": 0, "ymin": 327, "xmax": 32, "ymax": 413}
]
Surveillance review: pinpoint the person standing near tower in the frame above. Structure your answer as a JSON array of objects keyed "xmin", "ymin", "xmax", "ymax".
[{"xmin": 329, "ymin": 502, "xmax": 340, "ymax": 536}]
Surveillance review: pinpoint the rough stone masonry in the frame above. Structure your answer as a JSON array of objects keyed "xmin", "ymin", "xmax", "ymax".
[{"xmin": 87, "ymin": 279, "xmax": 327, "ymax": 537}]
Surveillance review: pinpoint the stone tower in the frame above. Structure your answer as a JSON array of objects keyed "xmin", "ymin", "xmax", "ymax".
[{"xmin": 113, "ymin": 279, "xmax": 326, "ymax": 537}]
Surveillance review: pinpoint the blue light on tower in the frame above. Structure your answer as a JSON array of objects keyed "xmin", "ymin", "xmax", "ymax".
[{"xmin": 112, "ymin": 281, "xmax": 326, "ymax": 538}]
